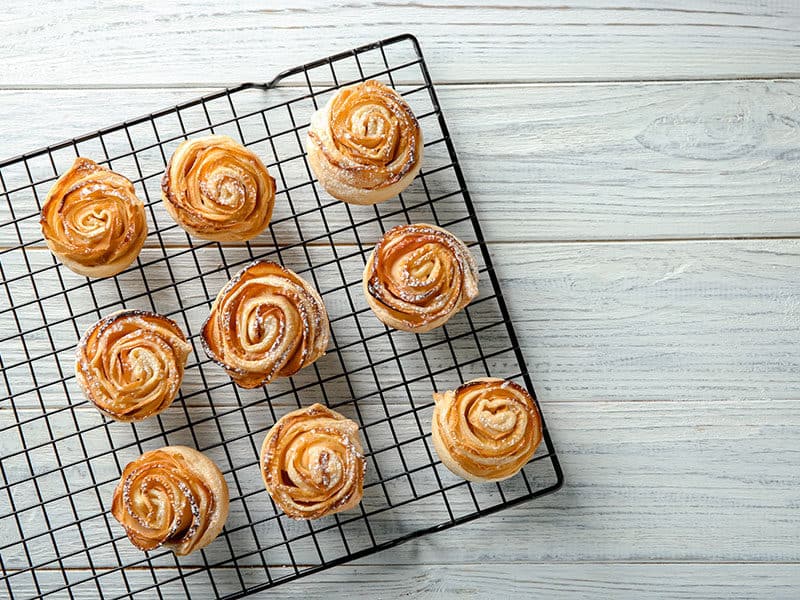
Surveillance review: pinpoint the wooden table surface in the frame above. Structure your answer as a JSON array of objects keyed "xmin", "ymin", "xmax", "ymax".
[{"xmin": 2, "ymin": 1, "xmax": 799, "ymax": 598}]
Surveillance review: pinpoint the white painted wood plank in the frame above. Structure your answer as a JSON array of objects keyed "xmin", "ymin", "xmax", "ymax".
[
  {"xmin": 3, "ymin": 241, "xmax": 798, "ymax": 407},
  {"xmin": 7, "ymin": 563, "xmax": 800, "ymax": 599},
  {"xmin": 2, "ymin": 81, "xmax": 800, "ymax": 244},
  {"xmin": 2, "ymin": 1, "xmax": 800, "ymax": 86},
  {"xmin": 1, "ymin": 3, "xmax": 798, "ymax": 592},
  {"xmin": 1, "ymin": 399, "xmax": 798, "ymax": 571}
]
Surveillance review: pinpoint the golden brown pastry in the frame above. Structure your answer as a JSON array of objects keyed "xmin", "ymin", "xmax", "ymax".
[
  {"xmin": 161, "ymin": 135, "xmax": 275, "ymax": 241},
  {"xmin": 306, "ymin": 79, "xmax": 423, "ymax": 205},
  {"xmin": 432, "ymin": 377, "xmax": 542, "ymax": 482},
  {"xmin": 111, "ymin": 446, "xmax": 229, "ymax": 556},
  {"xmin": 75, "ymin": 310, "xmax": 191, "ymax": 422},
  {"xmin": 202, "ymin": 260, "xmax": 330, "ymax": 388},
  {"xmin": 40, "ymin": 157, "xmax": 147, "ymax": 277},
  {"xmin": 363, "ymin": 223, "xmax": 479, "ymax": 333},
  {"xmin": 261, "ymin": 404, "xmax": 365, "ymax": 520}
]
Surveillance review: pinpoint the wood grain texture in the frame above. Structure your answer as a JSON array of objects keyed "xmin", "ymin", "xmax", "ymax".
[
  {"xmin": 2, "ymin": 399, "xmax": 798, "ymax": 571},
  {"xmin": 3, "ymin": 2, "xmax": 800, "ymax": 597},
  {"xmin": 2, "ymin": 1, "xmax": 800, "ymax": 86},
  {"xmin": 2, "ymin": 81, "xmax": 800, "ymax": 244},
  {"xmin": 3, "ymin": 241, "xmax": 798, "ymax": 408},
  {"xmin": 7, "ymin": 563, "xmax": 800, "ymax": 599}
]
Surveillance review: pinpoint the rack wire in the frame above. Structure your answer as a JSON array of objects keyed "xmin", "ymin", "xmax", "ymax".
[{"xmin": 0, "ymin": 34, "xmax": 563, "ymax": 599}]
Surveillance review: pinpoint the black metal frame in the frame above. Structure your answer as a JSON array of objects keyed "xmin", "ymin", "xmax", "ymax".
[{"xmin": 0, "ymin": 34, "xmax": 563, "ymax": 599}]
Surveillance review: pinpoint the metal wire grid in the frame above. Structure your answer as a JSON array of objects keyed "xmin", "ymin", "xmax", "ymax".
[{"xmin": 0, "ymin": 34, "xmax": 563, "ymax": 599}]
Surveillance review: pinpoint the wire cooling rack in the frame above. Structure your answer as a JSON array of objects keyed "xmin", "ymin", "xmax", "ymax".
[{"xmin": 0, "ymin": 34, "xmax": 562, "ymax": 599}]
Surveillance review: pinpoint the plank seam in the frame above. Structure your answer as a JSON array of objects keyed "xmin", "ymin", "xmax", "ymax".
[
  {"xmin": 5, "ymin": 560, "xmax": 800, "ymax": 572},
  {"xmin": 4, "ymin": 235, "xmax": 800, "ymax": 253},
  {"xmin": 2, "ymin": 75, "xmax": 800, "ymax": 91}
]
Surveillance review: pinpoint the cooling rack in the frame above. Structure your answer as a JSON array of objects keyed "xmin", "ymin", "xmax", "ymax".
[{"xmin": 0, "ymin": 34, "xmax": 563, "ymax": 599}]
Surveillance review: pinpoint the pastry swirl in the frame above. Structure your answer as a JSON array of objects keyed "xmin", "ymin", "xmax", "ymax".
[
  {"xmin": 40, "ymin": 157, "xmax": 147, "ymax": 278},
  {"xmin": 432, "ymin": 378, "xmax": 542, "ymax": 482},
  {"xmin": 307, "ymin": 79, "xmax": 423, "ymax": 205},
  {"xmin": 261, "ymin": 404, "xmax": 365, "ymax": 520},
  {"xmin": 75, "ymin": 310, "xmax": 191, "ymax": 422},
  {"xmin": 161, "ymin": 135, "xmax": 275, "ymax": 241},
  {"xmin": 111, "ymin": 446, "xmax": 229, "ymax": 556},
  {"xmin": 202, "ymin": 260, "xmax": 330, "ymax": 388},
  {"xmin": 363, "ymin": 223, "xmax": 479, "ymax": 332}
]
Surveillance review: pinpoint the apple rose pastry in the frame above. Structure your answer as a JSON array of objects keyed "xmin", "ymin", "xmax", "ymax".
[
  {"xmin": 202, "ymin": 260, "xmax": 330, "ymax": 388},
  {"xmin": 161, "ymin": 135, "xmax": 275, "ymax": 241},
  {"xmin": 75, "ymin": 310, "xmax": 191, "ymax": 422},
  {"xmin": 40, "ymin": 157, "xmax": 147, "ymax": 278},
  {"xmin": 261, "ymin": 404, "xmax": 365, "ymax": 520},
  {"xmin": 363, "ymin": 223, "xmax": 479, "ymax": 333},
  {"xmin": 306, "ymin": 79, "xmax": 423, "ymax": 205},
  {"xmin": 111, "ymin": 446, "xmax": 229, "ymax": 556},
  {"xmin": 432, "ymin": 378, "xmax": 542, "ymax": 483}
]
